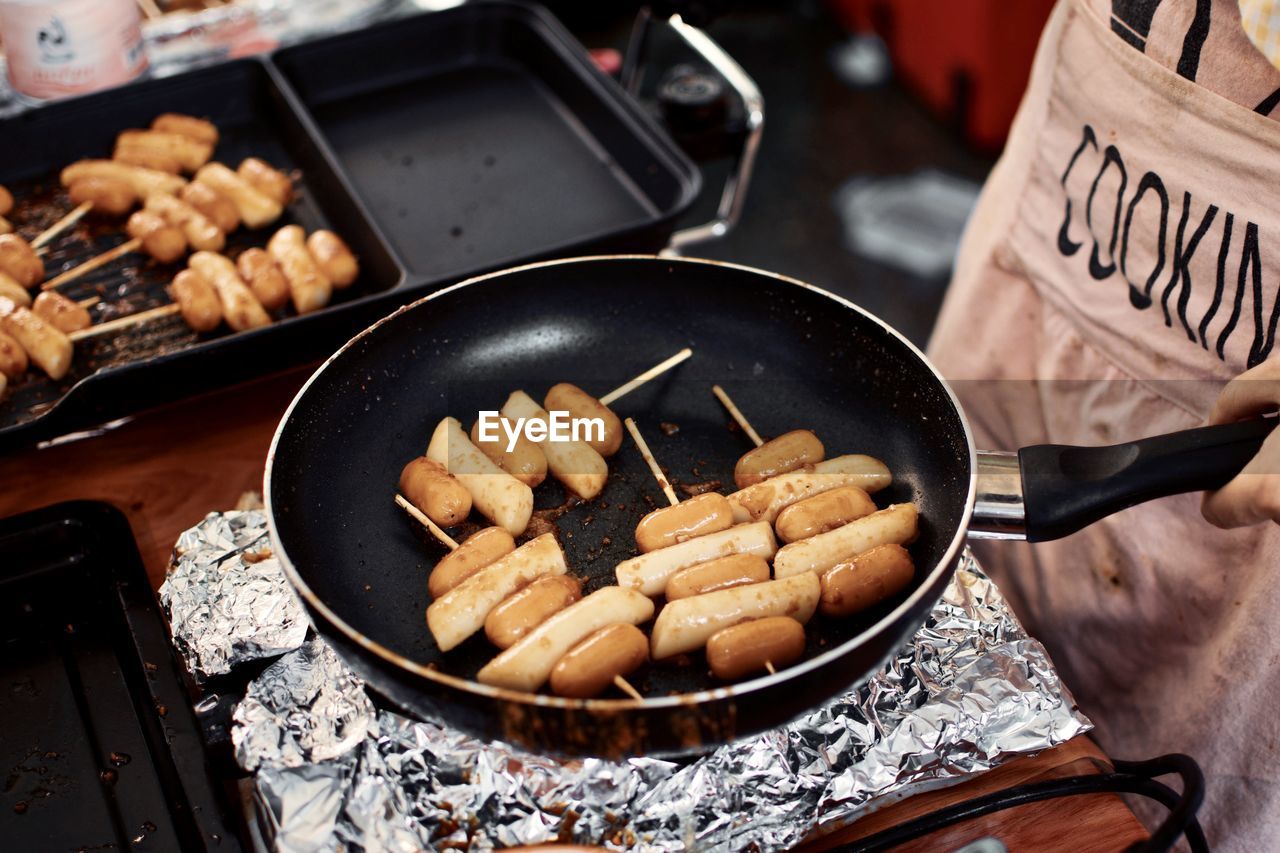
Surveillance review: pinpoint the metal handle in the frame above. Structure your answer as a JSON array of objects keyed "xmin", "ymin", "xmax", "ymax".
[
  {"xmin": 970, "ymin": 451, "xmax": 1027, "ymax": 540},
  {"xmin": 622, "ymin": 6, "xmax": 764, "ymax": 253}
]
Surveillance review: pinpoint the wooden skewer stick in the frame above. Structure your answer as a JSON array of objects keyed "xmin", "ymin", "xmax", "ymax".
[
  {"xmin": 394, "ymin": 494, "xmax": 460, "ymax": 551},
  {"xmin": 135, "ymin": 0, "xmax": 164, "ymax": 19},
  {"xmin": 77, "ymin": 296, "xmax": 100, "ymax": 309},
  {"xmin": 67, "ymin": 303, "xmax": 180, "ymax": 342},
  {"xmin": 624, "ymin": 417, "xmax": 679, "ymax": 507},
  {"xmin": 711, "ymin": 384, "xmax": 764, "ymax": 447},
  {"xmin": 613, "ymin": 674, "xmax": 645, "ymax": 701},
  {"xmin": 43, "ymin": 237, "xmax": 142, "ymax": 291},
  {"xmin": 764, "ymin": 660, "xmax": 777, "ymax": 675},
  {"xmin": 31, "ymin": 201, "xmax": 93, "ymax": 250},
  {"xmin": 598, "ymin": 347, "xmax": 693, "ymax": 406}
]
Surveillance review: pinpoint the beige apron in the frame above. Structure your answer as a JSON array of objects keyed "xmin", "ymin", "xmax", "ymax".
[{"xmin": 928, "ymin": 0, "xmax": 1280, "ymax": 846}]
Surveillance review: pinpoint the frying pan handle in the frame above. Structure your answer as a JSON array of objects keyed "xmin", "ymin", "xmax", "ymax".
[
  {"xmin": 972, "ymin": 418, "xmax": 1277, "ymax": 542},
  {"xmin": 621, "ymin": 7, "xmax": 764, "ymax": 252}
]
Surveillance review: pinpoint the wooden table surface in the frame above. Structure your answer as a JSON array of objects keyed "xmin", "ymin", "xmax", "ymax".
[{"xmin": 0, "ymin": 369, "xmax": 1151, "ymax": 851}]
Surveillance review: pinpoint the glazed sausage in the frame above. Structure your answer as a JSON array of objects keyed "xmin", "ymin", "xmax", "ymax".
[
  {"xmin": 0, "ymin": 272, "xmax": 31, "ymax": 307},
  {"xmin": 69, "ymin": 177, "xmax": 137, "ymax": 216},
  {"xmin": 477, "ymin": 587, "xmax": 654, "ymax": 692},
  {"xmin": 179, "ymin": 182, "xmax": 239, "ymax": 234},
  {"xmin": 734, "ymin": 429, "xmax": 824, "ymax": 488},
  {"xmin": 543, "ymin": 382, "xmax": 623, "ymax": 457},
  {"xmin": 426, "ymin": 533, "xmax": 566, "ymax": 652},
  {"xmin": 126, "ymin": 210, "xmax": 187, "ymax": 263},
  {"xmin": 113, "ymin": 144, "xmax": 182, "ymax": 175},
  {"xmin": 549, "ymin": 623, "xmax": 649, "ymax": 698},
  {"xmin": 144, "ymin": 192, "xmax": 225, "ymax": 252},
  {"xmin": 500, "ymin": 389, "xmax": 608, "ymax": 500},
  {"xmin": 774, "ymin": 485, "xmax": 877, "ymax": 544},
  {"xmin": 819, "ymin": 543, "xmax": 915, "ymax": 617},
  {"xmin": 151, "ymin": 113, "xmax": 219, "ymax": 146},
  {"xmin": 484, "ymin": 575, "xmax": 582, "ymax": 649},
  {"xmin": 168, "ymin": 269, "xmax": 222, "ymax": 332},
  {"xmin": 650, "ymin": 572, "xmax": 820, "ymax": 660},
  {"xmin": 0, "ymin": 330, "xmax": 27, "ymax": 378},
  {"xmin": 305, "ymin": 230, "xmax": 358, "ymax": 288},
  {"xmin": 470, "ymin": 417, "xmax": 548, "ymax": 488},
  {"xmin": 267, "ymin": 225, "xmax": 331, "ymax": 314},
  {"xmin": 0, "ymin": 185, "xmax": 12, "ymax": 217},
  {"xmin": 0, "ymin": 299, "xmax": 72, "ymax": 380},
  {"xmin": 634, "ymin": 492, "xmax": 733, "ymax": 553},
  {"xmin": 665, "ymin": 553, "xmax": 770, "ymax": 601},
  {"xmin": 428, "ymin": 526, "xmax": 516, "ymax": 599},
  {"xmin": 399, "ymin": 456, "xmax": 472, "ymax": 527},
  {"xmin": 773, "ymin": 503, "xmax": 918, "ymax": 579},
  {"xmin": 115, "ymin": 129, "xmax": 213, "ymax": 172},
  {"xmin": 426, "ymin": 417, "xmax": 534, "ymax": 536},
  {"xmin": 235, "ymin": 248, "xmax": 289, "ymax": 312},
  {"xmin": 237, "ymin": 157, "xmax": 294, "ymax": 206},
  {"xmin": 706, "ymin": 616, "xmax": 806, "ymax": 680},
  {"xmin": 187, "ymin": 251, "xmax": 271, "ymax": 331},
  {"xmin": 615, "ymin": 521, "xmax": 777, "ymax": 598},
  {"xmin": 0, "ymin": 234, "xmax": 44, "ymax": 287},
  {"xmin": 727, "ymin": 454, "xmax": 893, "ymax": 525},
  {"xmin": 61, "ymin": 159, "xmax": 187, "ymax": 198},
  {"xmin": 32, "ymin": 291, "xmax": 90, "ymax": 333},
  {"xmin": 194, "ymin": 163, "xmax": 281, "ymax": 229},
  {"xmin": 0, "ymin": 216, "xmax": 11, "ymax": 235}
]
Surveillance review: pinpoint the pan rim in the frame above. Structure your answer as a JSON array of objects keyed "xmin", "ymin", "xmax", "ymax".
[{"xmin": 264, "ymin": 254, "xmax": 978, "ymax": 714}]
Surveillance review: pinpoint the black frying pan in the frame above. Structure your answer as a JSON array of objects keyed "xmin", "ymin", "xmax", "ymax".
[{"xmin": 265, "ymin": 256, "xmax": 1271, "ymax": 758}]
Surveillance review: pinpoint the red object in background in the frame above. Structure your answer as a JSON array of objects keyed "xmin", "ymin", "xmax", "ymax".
[{"xmin": 831, "ymin": 0, "xmax": 1055, "ymax": 151}]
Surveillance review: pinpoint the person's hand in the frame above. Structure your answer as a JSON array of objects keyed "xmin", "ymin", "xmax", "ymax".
[{"xmin": 1202, "ymin": 360, "xmax": 1280, "ymax": 528}]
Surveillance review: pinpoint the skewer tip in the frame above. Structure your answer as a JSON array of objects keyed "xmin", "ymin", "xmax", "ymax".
[{"xmin": 614, "ymin": 674, "xmax": 645, "ymax": 701}]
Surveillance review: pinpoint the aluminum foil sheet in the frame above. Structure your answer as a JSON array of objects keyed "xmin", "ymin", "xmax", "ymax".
[
  {"xmin": 159, "ymin": 510, "xmax": 308, "ymax": 680},
  {"xmin": 230, "ymin": 548, "xmax": 1091, "ymax": 851}
]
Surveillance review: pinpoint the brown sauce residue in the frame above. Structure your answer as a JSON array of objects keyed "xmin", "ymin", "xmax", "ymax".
[{"xmin": 678, "ymin": 480, "xmax": 722, "ymax": 497}]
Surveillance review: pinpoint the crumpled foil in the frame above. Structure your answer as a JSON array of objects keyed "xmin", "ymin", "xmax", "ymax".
[
  {"xmin": 227, "ymin": 546, "xmax": 1091, "ymax": 851},
  {"xmin": 159, "ymin": 510, "xmax": 308, "ymax": 680}
]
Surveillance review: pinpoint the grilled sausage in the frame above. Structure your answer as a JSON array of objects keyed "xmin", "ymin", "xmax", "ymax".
[
  {"xmin": 428, "ymin": 526, "xmax": 516, "ymax": 599},
  {"xmin": 0, "ymin": 330, "xmax": 28, "ymax": 378},
  {"xmin": 727, "ymin": 454, "xmax": 893, "ymax": 525},
  {"xmin": 634, "ymin": 492, "xmax": 733, "ymax": 553},
  {"xmin": 477, "ymin": 586, "xmax": 654, "ymax": 692},
  {"xmin": 179, "ymin": 182, "xmax": 239, "ymax": 234},
  {"xmin": 267, "ymin": 225, "xmax": 331, "ymax": 314},
  {"xmin": 168, "ymin": 269, "xmax": 222, "ymax": 332},
  {"xmin": 773, "ymin": 503, "xmax": 918, "ymax": 579},
  {"xmin": 819, "ymin": 543, "xmax": 915, "ymax": 617},
  {"xmin": 734, "ymin": 429, "xmax": 824, "ymax": 488},
  {"xmin": 187, "ymin": 251, "xmax": 271, "ymax": 331},
  {"xmin": 69, "ymin": 177, "xmax": 138, "ymax": 216},
  {"xmin": 543, "ymin": 382, "xmax": 623, "ymax": 457},
  {"xmin": 650, "ymin": 572, "xmax": 820, "ymax": 660},
  {"xmin": 0, "ymin": 298, "xmax": 73, "ymax": 380},
  {"xmin": 774, "ymin": 485, "xmax": 877, "ymax": 543},
  {"xmin": 0, "ymin": 185, "xmax": 12, "ymax": 217},
  {"xmin": 194, "ymin": 163, "xmax": 281, "ymax": 229},
  {"xmin": 113, "ymin": 144, "xmax": 183, "ymax": 175},
  {"xmin": 615, "ymin": 521, "xmax": 777, "ymax": 597},
  {"xmin": 706, "ymin": 616, "xmax": 806, "ymax": 680},
  {"xmin": 484, "ymin": 575, "xmax": 582, "ymax": 649},
  {"xmin": 151, "ymin": 113, "xmax": 219, "ymax": 146},
  {"xmin": 126, "ymin": 210, "xmax": 187, "ymax": 263},
  {"xmin": 470, "ymin": 418, "xmax": 548, "ymax": 488},
  {"xmin": 0, "ymin": 271, "xmax": 31, "ymax": 307},
  {"xmin": 550, "ymin": 623, "xmax": 648, "ymax": 698},
  {"xmin": 501, "ymin": 389, "xmax": 608, "ymax": 500},
  {"xmin": 236, "ymin": 248, "xmax": 289, "ymax": 312},
  {"xmin": 237, "ymin": 157, "xmax": 294, "ymax": 206},
  {"xmin": 115, "ymin": 129, "xmax": 213, "ymax": 172},
  {"xmin": 305, "ymin": 230, "xmax": 358, "ymax": 288},
  {"xmin": 32, "ymin": 291, "xmax": 91, "ymax": 333},
  {"xmin": 426, "ymin": 417, "xmax": 534, "ymax": 536},
  {"xmin": 0, "ymin": 234, "xmax": 44, "ymax": 287},
  {"xmin": 426, "ymin": 533, "xmax": 566, "ymax": 652},
  {"xmin": 665, "ymin": 553, "xmax": 770, "ymax": 601},
  {"xmin": 399, "ymin": 456, "xmax": 472, "ymax": 527},
  {"xmin": 61, "ymin": 159, "xmax": 187, "ymax": 198},
  {"xmin": 144, "ymin": 192, "xmax": 224, "ymax": 252}
]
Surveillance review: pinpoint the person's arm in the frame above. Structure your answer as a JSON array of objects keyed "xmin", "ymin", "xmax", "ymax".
[{"xmin": 1202, "ymin": 360, "xmax": 1280, "ymax": 527}]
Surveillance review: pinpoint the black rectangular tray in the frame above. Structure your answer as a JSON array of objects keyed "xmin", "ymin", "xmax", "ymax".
[
  {"xmin": 0, "ymin": 502, "xmax": 239, "ymax": 851},
  {"xmin": 0, "ymin": 1, "xmax": 699, "ymax": 452}
]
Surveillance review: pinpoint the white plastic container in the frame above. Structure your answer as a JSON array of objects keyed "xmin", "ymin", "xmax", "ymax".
[{"xmin": 0, "ymin": 0, "xmax": 147, "ymax": 101}]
